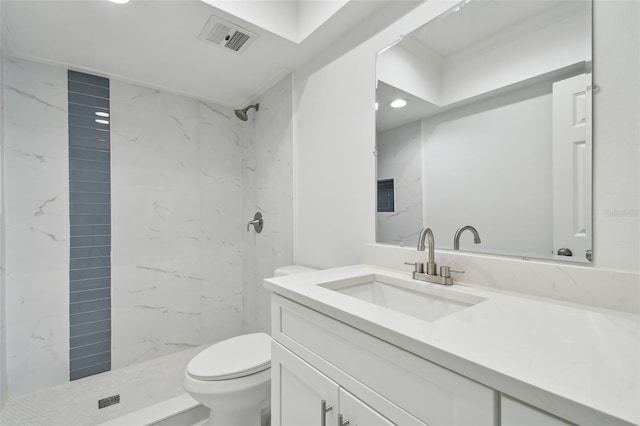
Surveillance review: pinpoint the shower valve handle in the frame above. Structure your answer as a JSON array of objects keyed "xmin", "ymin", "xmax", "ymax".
[{"xmin": 247, "ymin": 212, "xmax": 264, "ymax": 233}]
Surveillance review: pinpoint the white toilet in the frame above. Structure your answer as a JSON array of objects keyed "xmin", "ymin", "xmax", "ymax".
[{"xmin": 183, "ymin": 265, "xmax": 317, "ymax": 426}]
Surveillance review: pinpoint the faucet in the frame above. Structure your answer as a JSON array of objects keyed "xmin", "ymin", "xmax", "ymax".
[
  {"xmin": 453, "ymin": 225, "xmax": 481, "ymax": 250},
  {"xmin": 405, "ymin": 227, "xmax": 462, "ymax": 285},
  {"xmin": 417, "ymin": 227, "xmax": 437, "ymax": 275}
]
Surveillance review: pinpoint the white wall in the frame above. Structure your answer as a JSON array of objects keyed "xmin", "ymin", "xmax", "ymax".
[
  {"xmin": 294, "ymin": 0, "xmax": 639, "ymax": 273},
  {"xmin": 592, "ymin": 0, "xmax": 640, "ymax": 269},
  {"xmin": 242, "ymin": 74, "xmax": 294, "ymax": 333},
  {"xmin": 421, "ymin": 83, "xmax": 553, "ymax": 257},
  {"xmin": 376, "ymin": 120, "xmax": 423, "ymax": 247},
  {"xmin": 294, "ymin": 43, "xmax": 377, "ymax": 269},
  {"xmin": 0, "ymin": 0, "xmax": 7, "ymax": 409}
]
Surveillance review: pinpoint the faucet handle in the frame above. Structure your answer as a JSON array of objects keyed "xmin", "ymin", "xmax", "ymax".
[
  {"xmin": 404, "ymin": 262, "xmax": 425, "ymax": 273},
  {"xmin": 440, "ymin": 266, "xmax": 465, "ymax": 278}
]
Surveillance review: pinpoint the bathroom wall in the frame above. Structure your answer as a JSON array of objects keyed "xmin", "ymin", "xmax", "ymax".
[
  {"xmin": 242, "ymin": 74, "xmax": 294, "ymax": 333},
  {"xmin": 376, "ymin": 120, "xmax": 423, "ymax": 246},
  {"xmin": 0, "ymin": 0, "xmax": 7, "ymax": 409},
  {"xmin": 377, "ymin": 84, "xmax": 554, "ymax": 255},
  {"xmin": 3, "ymin": 57, "xmax": 70, "ymax": 396},
  {"xmin": 294, "ymin": 0, "xmax": 639, "ymax": 289},
  {"xmin": 110, "ymin": 81, "xmax": 244, "ymax": 369},
  {"xmin": 420, "ymin": 85, "xmax": 553, "ymax": 256},
  {"xmin": 2, "ymin": 57, "xmax": 248, "ymax": 396}
]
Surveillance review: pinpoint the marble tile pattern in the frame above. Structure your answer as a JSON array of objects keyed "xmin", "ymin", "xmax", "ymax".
[
  {"xmin": 3, "ymin": 57, "xmax": 70, "ymax": 396},
  {"xmin": 376, "ymin": 121, "xmax": 423, "ymax": 247},
  {"xmin": 110, "ymin": 81, "xmax": 244, "ymax": 369},
  {"xmin": 242, "ymin": 74, "xmax": 294, "ymax": 333}
]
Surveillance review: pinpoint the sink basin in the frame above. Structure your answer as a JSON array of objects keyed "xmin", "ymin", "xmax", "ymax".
[{"xmin": 320, "ymin": 274, "xmax": 486, "ymax": 322}]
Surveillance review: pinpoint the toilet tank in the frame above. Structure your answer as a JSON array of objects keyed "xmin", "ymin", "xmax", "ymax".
[{"xmin": 273, "ymin": 265, "xmax": 318, "ymax": 277}]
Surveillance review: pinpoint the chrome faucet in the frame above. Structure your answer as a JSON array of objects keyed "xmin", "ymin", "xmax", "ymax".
[
  {"xmin": 453, "ymin": 225, "xmax": 481, "ymax": 250},
  {"xmin": 417, "ymin": 227, "xmax": 437, "ymax": 275},
  {"xmin": 405, "ymin": 227, "xmax": 462, "ymax": 285}
]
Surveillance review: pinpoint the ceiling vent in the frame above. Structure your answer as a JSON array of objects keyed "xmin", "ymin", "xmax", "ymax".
[{"xmin": 199, "ymin": 15, "xmax": 258, "ymax": 54}]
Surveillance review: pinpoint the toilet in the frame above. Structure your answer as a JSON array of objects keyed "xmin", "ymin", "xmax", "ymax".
[{"xmin": 183, "ymin": 265, "xmax": 317, "ymax": 426}]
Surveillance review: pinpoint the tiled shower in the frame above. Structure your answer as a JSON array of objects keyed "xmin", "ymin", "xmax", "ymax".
[{"xmin": 1, "ymin": 56, "xmax": 293, "ymax": 398}]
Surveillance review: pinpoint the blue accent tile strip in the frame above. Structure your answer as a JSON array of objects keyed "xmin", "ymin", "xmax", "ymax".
[{"xmin": 68, "ymin": 70, "xmax": 111, "ymax": 380}]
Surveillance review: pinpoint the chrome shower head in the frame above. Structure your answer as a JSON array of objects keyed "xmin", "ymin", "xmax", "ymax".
[{"xmin": 234, "ymin": 103, "xmax": 259, "ymax": 121}]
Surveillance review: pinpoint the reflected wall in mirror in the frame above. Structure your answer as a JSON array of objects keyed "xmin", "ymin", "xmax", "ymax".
[{"xmin": 375, "ymin": 0, "xmax": 593, "ymax": 263}]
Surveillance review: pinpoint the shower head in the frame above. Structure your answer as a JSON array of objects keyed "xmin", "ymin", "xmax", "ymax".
[{"xmin": 234, "ymin": 103, "xmax": 259, "ymax": 121}]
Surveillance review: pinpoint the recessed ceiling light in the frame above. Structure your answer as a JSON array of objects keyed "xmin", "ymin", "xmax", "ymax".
[
  {"xmin": 390, "ymin": 99, "xmax": 407, "ymax": 108},
  {"xmin": 375, "ymin": 102, "xmax": 379, "ymax": 111},
  {"xmin": 95, "ymin": 112, "xmax": 110, "ymax": 118},
  {"xmin": 108, "ymin": 0, "xmax": 130, "ymax": 4},
  {"xmin": 95, "ymin": 119, "xmax": 110, "ymax": 125}
]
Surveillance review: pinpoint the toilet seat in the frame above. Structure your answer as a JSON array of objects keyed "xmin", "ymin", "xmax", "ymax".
[{"xmin": 187, "ymin": 333, "xmax": 271, "ymax": 381}]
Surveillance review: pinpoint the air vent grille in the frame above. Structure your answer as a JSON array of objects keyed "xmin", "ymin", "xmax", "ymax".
[
  {"xmin": 225, "ymin": 31, "xmax": 250, "ymax": 52},
  {"xmin": 199, "ymin": 15, "xmax": 258, "ymax": 55}
]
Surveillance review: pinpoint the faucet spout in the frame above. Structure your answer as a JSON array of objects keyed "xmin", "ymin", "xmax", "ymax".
[
  {"xmin": 417, "ymin": 227, "xmax": 436, "ymax": 275},
  {"xmin": 454, "ymin": 225, "xmax": 481, "ymax": 250}
]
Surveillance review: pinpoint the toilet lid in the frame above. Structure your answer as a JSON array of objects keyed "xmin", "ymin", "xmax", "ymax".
[{"xmin": 187, "ymin": 333, "xmax": 271, "ymax": 381}]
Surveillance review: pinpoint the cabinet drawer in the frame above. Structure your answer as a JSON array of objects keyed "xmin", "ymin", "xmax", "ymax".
[{"xmin": 272, "ymin": 295, "xmax": 496, "ymax": 426}]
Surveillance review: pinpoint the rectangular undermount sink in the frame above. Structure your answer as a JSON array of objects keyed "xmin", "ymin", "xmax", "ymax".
[{"xmin": 320, "ymin": 274, "xmax": 486, "ymax": 322}]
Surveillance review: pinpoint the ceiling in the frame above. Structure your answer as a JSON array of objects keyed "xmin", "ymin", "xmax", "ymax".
[
  {"xmin": 376, "ymin": 0, "xmax": 586, "ymax": 132},
  {"xmin": 411, "ymin": 0, "xmax": 580, "ymax": 57},
  {"xmin": 376, "ymin": 81, "xmax": 438, "ymax": 132},
  {"xmin": 1, "ymin": 0, "xmax": 421, "ymax": 108}
]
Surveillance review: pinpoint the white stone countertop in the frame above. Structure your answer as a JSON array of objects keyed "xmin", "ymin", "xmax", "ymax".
[{"xmin": 264, "ymin": 264, "xmax": 640, "ymax": 426}]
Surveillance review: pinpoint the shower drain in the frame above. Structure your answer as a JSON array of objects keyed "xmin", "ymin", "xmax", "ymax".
[{"xmin": 98, "ymin": 394, "xmax": 120, "ymax": 409}]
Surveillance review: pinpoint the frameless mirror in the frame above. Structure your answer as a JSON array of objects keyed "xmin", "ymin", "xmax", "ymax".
[{"xmin": 375, "ymin": 0, "xmax": 593, "ymax": 263}]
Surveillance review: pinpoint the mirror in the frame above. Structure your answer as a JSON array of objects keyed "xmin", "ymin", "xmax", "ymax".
[{"xmin": 375, "ymin": 0, "xmax": 592, "ymax": 263}]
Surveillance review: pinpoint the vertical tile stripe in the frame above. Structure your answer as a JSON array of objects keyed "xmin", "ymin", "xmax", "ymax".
[{"xmin": 68, "ymin": 70, "xmax": 112, "ymax": 380}]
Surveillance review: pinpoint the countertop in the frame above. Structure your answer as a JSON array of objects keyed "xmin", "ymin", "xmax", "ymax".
[{"xmin": 264, "ymin": 264, "xmax": 640, "ymax": 426}]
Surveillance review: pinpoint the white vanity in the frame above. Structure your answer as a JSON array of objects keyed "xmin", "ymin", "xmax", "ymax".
[{"xmin": 265, "ymin": 265, "xmax": 639, "ymax": 426}]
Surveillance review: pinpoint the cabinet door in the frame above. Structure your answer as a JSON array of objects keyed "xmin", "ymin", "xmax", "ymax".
[
  {"xmin": 272, "ymin": 341, "xmax": 340, "ymax": 426},
  {"xmin": 338, "ymin": 388, "xmax": 395, "ymax": 426}
]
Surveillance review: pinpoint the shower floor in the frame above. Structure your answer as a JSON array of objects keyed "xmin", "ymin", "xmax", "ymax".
[{"xmin": 0, "ymin": 344, "xmax": 209, "ymax": 426}]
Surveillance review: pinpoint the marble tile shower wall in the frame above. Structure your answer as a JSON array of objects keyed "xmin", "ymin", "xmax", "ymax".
[
  {"xmin": 242, "ymin": 74, "xmax": 294, "ymax": 332},
  {"xmin": 110, "ymin": 81, "xmax": 244, "ymax": 369},
  {"xmin": 3, "ymin": 58, "xmax": 70, "ymax": 396},
  {"xmin": 376, "ymin": 121, "xmax": 423, "ymax": 247},
  {"xmin": 2, "ymin": 57, "xmax": 247, "ymax": 396}
]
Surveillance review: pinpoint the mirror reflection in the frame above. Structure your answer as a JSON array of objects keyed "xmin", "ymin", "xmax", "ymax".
[{"xmin": 375, "ymin": 0, "xmax": 592, "ymax": 263}]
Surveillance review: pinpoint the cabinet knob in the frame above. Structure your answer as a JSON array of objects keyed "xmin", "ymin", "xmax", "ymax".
[
  {"xmin": 338, "ymin": 414, "xmax": 350, "ymax": 426},
  {"xmin": 321, "ymin": 400, "xmax": 333, "ymax": 426}
]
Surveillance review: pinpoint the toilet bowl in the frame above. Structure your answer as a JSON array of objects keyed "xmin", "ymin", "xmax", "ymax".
[
  {"xmin": 183, "ymin": 265, "xmax": 318, "ymax": 426},
  {"xmin": 183, "ymin": 333, "xmax": 272, "ymax": 426}
]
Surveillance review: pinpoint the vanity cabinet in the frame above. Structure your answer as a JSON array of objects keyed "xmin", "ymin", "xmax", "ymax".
[
  {"xmin": 272, "ymin": 341, "xmax": 408, "ymax": 426},
  {"xmin": 271, "ymin": 294, "xmax": 496, "ymax": 426}
]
